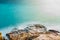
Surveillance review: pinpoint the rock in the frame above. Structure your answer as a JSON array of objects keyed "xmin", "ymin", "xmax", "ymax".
[
  {"xmin": 33, "ymin": 32, "xmax": 60, "ymax": 40},
  {"xmin": 6, "ymin": 29, "xmax": 27, "ymax": 40},
  {"xmin": 25, "ymin": 24, "xmax": 47, "ymax": 33},
  {"xmin": 48, "ymin": 30, "xmax": 60, "ymax": 33},
  {"xmin": 6, "ymin": 24, "xmax": 60, "ymax": 40},
  {"xmin": 48, "ymin": 29, "xmax": 60, "ymax": 35},
  {"xmin": 11, "ymin": 28, "xmax": 18, "ymax": 32},
  {"xmin": 0, "ymin": 33, "xmax": 5, "ymax": 40},
  {"xmin": 6, "ymin": 24, "xmax": 47, "ymax": 40},
  {"xmin": 0, "ymin": 32, "xmax": 2, "ymax": 40}
]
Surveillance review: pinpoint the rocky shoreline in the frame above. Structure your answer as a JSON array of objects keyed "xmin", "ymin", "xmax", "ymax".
[{"xmin": 0, "ymin": 24, "xmax": 60, "ymax": 40}]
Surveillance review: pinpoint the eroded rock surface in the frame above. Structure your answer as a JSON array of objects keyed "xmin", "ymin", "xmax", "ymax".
[{"xmin": 6, "ymin": 24, "xmax": 60, "ymax": 40}]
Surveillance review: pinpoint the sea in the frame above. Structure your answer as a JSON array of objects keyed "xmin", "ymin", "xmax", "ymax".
[{"xmin": 0, "ymin": 0, "xmax": 60, "ymax": 36}]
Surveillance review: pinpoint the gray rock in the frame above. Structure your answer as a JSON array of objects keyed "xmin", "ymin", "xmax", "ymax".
[{"xmin": 25, "ymin": 24, "xmax": 47, "ymax": 33}]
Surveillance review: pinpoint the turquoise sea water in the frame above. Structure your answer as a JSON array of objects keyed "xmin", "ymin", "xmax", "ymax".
[
  {"xmin": 0, "ymin": 4, "xmax": 39, "ymax": 29},
  {"xmin": 0, "ymin": 0, "xmax": 60, "ymax": 31},
  {"xmin": 1, "ymin": 0, "xmax": 60, "ymax": 36},
  {"xmin": 0, "ymin": 4, "xmax": 18, "ymax": 29},
  {"xmin": 0, "ymin": 4, "xmax": 33, "ymax": 29},
  {"xmin": 0, "ymin": 3, "xmax": 60, "ymax": 29}
]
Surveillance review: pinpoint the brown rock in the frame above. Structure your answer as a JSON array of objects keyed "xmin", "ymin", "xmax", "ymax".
[{"xmin": 0, "ymin": 32, "xmax": 2, "ymax": 40}]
